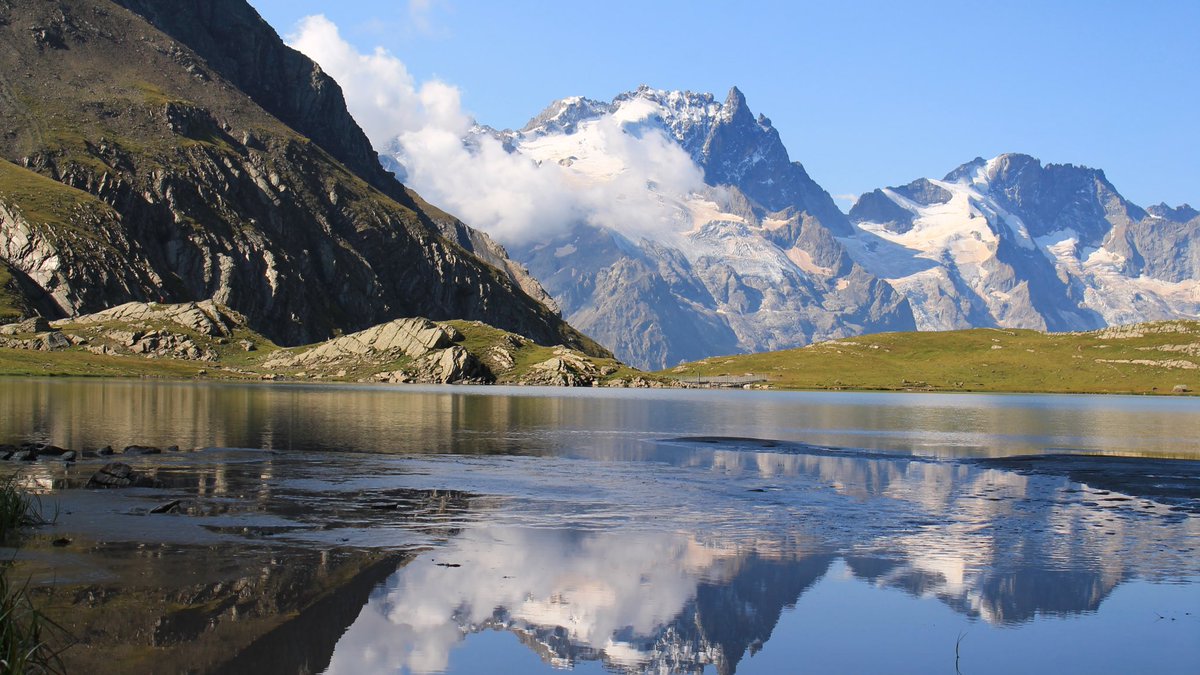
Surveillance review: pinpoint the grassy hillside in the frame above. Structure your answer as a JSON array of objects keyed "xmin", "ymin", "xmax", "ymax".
[{"xmin": 660, "ymin": 322, "xmax": 1200, "ymax": 395}]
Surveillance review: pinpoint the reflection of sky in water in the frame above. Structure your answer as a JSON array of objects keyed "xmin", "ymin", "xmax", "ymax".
[
  {"xmin": 318, "ymin": 443, "xmax": 1199, "ymax": 674},
  {"xmin": 3, "ymin": 380, "xmax": 1198, "ymax": 673}
]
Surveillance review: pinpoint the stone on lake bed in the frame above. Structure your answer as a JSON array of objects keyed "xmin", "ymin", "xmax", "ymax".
[
  {"xmin": 122, "ymin": 445, "xmax": 162, "ymax": 455},
  {"xmin": 87, "ymin": 462, "xmax": 155, "ymax": 489}
]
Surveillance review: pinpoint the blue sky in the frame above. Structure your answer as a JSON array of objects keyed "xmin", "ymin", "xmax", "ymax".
[{"xmin": 247, "ymin": 0, "xmax": 1198, "ymax": 208}]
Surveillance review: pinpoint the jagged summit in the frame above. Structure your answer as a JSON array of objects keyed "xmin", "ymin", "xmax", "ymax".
[
  {"xmin": 1147, "ymin": 202, "xmax": 1199, "ymax": 222},
  {"xmin": 846, "ymin": 152, "xmax": 1200, "ymax": 332},
  {"xmin": 519, "ymin": 95, "xmax": 613, "ymax": 136},
  {"xmin": 449, "ymin": 85, "xmax": 914, "ymax": 369}
]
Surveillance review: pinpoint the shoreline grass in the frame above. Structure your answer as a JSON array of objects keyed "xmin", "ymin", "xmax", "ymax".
[{"xmin": 0, "ymin": 475, "xmax": 66, "ymax": 674}]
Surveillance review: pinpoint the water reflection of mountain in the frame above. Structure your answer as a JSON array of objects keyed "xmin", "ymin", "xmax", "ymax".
[
  {"xmin": 686, "ymin": 554, "xmax": 835, "ymax": 675},
  {"xmin": 326, "ymin": 530, "xmax": 836, "ymax": 675},
  {"xmin": 845, "ymin": 557, "xmax": 1118, "ymax": 626},
  {"xmin": 6, "ymin": 379, "xmax": 1200, "ymax": 459},
  {"xmin": 491, "ymin": 552, "xmax": 836, "ymax": 675},
  {"xmin": 325, "ymin": 440, "xmax": 1197, "ymax": 674}
]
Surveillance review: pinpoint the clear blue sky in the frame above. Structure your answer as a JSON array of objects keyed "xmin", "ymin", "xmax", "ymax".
[{"xmin": 247, "ymin": 0, "xmax": 1198, "ymax": 208}]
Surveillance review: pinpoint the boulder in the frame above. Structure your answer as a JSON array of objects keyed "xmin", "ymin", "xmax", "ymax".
[
  {"xmin": 407, "ymin": 346, "xmax": 491, "ymax": 384},
  {"xmin": 86, "ymin": 462, "xmax": 155, "ymax": 489},
  {"xmin": 0, "ymin": 316, "xmax": 51, "ymax": 335}
]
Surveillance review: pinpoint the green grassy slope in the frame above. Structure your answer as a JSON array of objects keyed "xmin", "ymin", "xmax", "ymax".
[{"xmin": 660, "ymin": 322, "xmax": 1200, "ymax": 395}]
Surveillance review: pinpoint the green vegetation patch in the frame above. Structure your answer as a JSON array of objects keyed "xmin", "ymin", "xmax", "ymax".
[
  {"xmin": 0, "ymin": 266, "xmax": 26, "ymax": 323},
  {"xmin": 662, "ymin": 322, "xmax": 1200, "ymax": 395},
  {"xmin": 0, "ymin": 159, "xmax": 116, "ymax": 231}
]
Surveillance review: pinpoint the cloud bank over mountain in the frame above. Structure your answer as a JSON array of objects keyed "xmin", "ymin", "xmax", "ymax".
[{"xmin": 289, "ymin": 16, "xmax": 704, "ymax": 245}]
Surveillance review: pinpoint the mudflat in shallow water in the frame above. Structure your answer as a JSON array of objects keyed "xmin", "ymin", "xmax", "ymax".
[{"xmin": 1, "ymin": 379, "xmax": 1198, "ymax": 674}]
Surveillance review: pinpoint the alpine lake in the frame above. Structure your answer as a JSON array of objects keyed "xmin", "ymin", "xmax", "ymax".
[{"xmin": 1, "ymin": 378, "xmax": 1197, "ymax": 674}]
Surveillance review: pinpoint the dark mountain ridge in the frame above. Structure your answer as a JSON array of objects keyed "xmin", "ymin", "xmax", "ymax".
[{"xmin": 0, "ymin": 0, "xmax": 603, "ymax": 354}]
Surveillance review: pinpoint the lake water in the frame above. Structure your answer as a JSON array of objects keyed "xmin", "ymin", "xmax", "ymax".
[{"xmin": 2, "ymin": 379, "xmax": 1198, "ymax": 674}]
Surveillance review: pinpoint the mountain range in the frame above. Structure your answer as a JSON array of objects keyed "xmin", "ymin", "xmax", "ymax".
[
  {"xmin": 386, "ymin": 86, "xmax": 1198, "ymax": 369},
  {"xmin": 0, "ymin": 0, "xmax": 1194, "ymax": 373}
]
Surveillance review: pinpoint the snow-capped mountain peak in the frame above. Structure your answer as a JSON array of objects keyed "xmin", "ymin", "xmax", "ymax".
[
  {"xmin": 847, "ymin": 154, "xmax": 1200, "ymax": 331},
  {"xmin": 455, "ymin": 86, "xmax": 912, "ymax": 368},
  {"xmin": 382, "ymin": 82, "xmax": 1197, "ymax": 370}
]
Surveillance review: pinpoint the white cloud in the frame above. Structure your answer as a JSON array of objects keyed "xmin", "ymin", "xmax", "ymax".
[
  {"xmin": 287, "ymin": 16, "xmax": 706, "ymax": 246},
  {"xmin": 833, "ymin": 193, "xmax": 860, "ymax": 207},
  {"xmin": 407, "ymin": 0, "xmax": 436, "ymax": 34},
  {"xmin": 323, "ymin": 528, "xmax": 733, "ymax": 674}
]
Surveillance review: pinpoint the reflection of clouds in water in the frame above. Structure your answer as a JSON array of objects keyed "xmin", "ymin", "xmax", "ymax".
[{"xmin": 327, "ymin": 529, "xmax": 736, "ymax": 674}]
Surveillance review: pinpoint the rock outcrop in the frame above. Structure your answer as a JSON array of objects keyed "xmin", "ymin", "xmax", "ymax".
[
  {"xmin": 265, "ymin": 317, "xmax": 491, "ymax": 384},
  {"xmin": 0, "ymin": 300, "xmax": 637, "ymax": 386},
  {"xmin": 520, "ymin": 348, "xmax": 617, "ymax": 387}
]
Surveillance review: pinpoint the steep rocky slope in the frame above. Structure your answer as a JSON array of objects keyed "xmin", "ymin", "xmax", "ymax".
[{"xmin": 0, "ymin": 0, "xmax": 599, "ymax": 354}]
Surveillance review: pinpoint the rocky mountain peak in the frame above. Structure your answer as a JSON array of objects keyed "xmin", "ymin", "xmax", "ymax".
[
  {"xmin": 720, "ymin": 86, "xmax": 751, "ymax": 123},
  {"xmin": 943, "ymin": 156, "xmax": 988, "ymax": 184},
  {"xmin": 1147, "ymin": 202, "xmax": 1199, "ymax": 223},
  {"xmin": 845, "ymin": 150, "xmax": 1198, "ymax": 333},
  {"xmin": 939, "ymin": 153, "xmax": 1144, "ymax": 241},
  {"xmin": 519, "ymin": 95, "xmax": 612, "ymax": 136}
]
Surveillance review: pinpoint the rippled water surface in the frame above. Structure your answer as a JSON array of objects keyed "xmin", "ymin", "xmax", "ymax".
[{"xmin": 1, "ymin": 379, "xmax": 1198, "ymax": 674}]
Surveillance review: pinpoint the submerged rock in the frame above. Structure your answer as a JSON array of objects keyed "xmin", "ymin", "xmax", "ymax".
[{"xmin": 87, "ymin": 462, "xmax": 155, "ymax": 489}]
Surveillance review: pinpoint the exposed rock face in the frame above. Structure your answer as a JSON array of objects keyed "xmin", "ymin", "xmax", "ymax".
[
  {"xmin": 459, "ymin": 87, "xmax": 914, "ymax": 369},
  {"xmin": 844, "ymin": 153, "xmax": 1200, "ymax": 331},
  {"xmin": 69, "ymin": 300, "xmax": 240, "ymax": 337},
  {"xmin": 428, "ymin": 213, "xmax": 560, "ymax": 315},
  {"xmin": 0, "ymin": 0, "xmax": 603, "ymax": 357},
  {"xmin": 520, "ymin": 348, "xmax": 614, "ymax": 387},
  {"xmin": 372, "ymin": 346, "xmax": 490, "ymax": 385},
  {"xmin": 0, "ymin": 316, "xmax": 50, "ymax": 335},
  {"xmin": 266, "ymin": 318, "xmax": 457, "ymax": 369},
  {"xmin": 110, "ymin": 0, "xmax": 400, "ymax": 200}
]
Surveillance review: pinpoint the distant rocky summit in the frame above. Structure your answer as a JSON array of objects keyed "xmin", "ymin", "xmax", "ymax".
[
  {"xmin": 844, "ymin": 154, "xmax": 1200, "ymax": 331},
  {"xmin": 0, "ymin": 0, "xmax": 602, "ymax": 357},
  {"xmin": 391, "ymin": 86, "xmax": 1197, "ymax": 370},
  {"xmin": 437, "ymin": 87, "xmax": 915, "ymax": 369}
]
